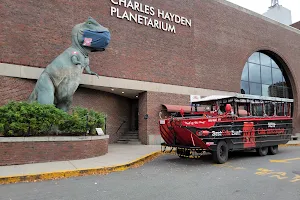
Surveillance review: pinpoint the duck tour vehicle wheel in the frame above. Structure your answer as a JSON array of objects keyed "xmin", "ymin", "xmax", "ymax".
[
  {"xmin": 268, "ymin": 145, "xmax": 279, "ymax": 155},
  {"xmin": 212, "ymin": 140, "xmax": 229, "ymax": 164},
  {"xmin": 256, "ymin": 146, "xmax": 269, "ymax": 156}
]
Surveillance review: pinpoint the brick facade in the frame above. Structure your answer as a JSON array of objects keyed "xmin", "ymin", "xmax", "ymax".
[
  {"xmin": 0, "ymin": 76, "xmax": 132, "ymax": 144},
  {"xmin": 138, "ymin": 91, "xmax": 190, "ymax": 144},
  {"xmin": 291, "ymin": 21, "xmax": 300, "ymax": 30},
  {"xmin": 73, "ymin": 88, "xmax": 132, "ymax": 143},
  {"xmin": 0, "ymin": 76, "xmax": 36, "ymax": 105},
  {"xmin": 1, "ymin": 0, "xmax": 300, "ymax": 141},
  {"xmin": 0, "ymin": 138, "xmax": 108, "ymax": 166},
  {"xmin": 138, "ymin": 92, "xmax": 148, "ymax": 144},
  {"xmin": 1, "ymin": 1, "xmax": 300, "ymax": 91}
]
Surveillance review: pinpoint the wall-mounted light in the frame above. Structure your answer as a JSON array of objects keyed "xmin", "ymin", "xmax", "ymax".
[
  {"xmin": 136, "ymin": 95, "xmax": 138, "ymax": 98},
  {"xmin": 122, "ymin": 92, "xmax": 125, "ymax": 94},
  {"xmin": 111, "ymin": 89, "xmax": 114, "ymax": 91}
]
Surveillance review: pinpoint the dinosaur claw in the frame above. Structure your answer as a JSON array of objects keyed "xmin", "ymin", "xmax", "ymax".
[{"xmin": 91, "ymin": 72, "xmax": 99, "ymax": 78}]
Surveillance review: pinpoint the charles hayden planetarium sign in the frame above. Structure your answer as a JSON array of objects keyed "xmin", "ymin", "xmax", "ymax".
[{"xmin": 110, "ymin": 0, "xmax": 192, "ymax": 34}]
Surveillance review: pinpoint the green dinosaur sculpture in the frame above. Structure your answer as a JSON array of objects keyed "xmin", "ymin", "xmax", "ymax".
[{"xmin": 29, "ymin": 17, "xmax": 111, "ymax": 111}]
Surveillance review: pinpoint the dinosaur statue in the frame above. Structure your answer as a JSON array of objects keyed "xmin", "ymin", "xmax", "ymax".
[{"xmin": 29, "ymin": 17, "xmax": 110, "ymax": 111}]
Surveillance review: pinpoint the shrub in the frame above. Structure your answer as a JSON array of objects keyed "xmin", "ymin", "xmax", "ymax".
[
  {"xmin": 59, "ymin": 107, "xmax": 106, "ymax": 135},
  {"xmin": 0, "ymin": 101, "xmax": 67, "ymax": 136},
  {"xmin": 0, "ymin": 101, "xmax": 106, "ymax": 137},
  {"xmin": 84, "ymin": 108, "xmax": 106, "ymax": 135}
]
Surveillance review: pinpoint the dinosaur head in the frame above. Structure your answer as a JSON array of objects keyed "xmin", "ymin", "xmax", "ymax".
[{"xmin": 72, "ymin": 17, "xmax": 111, "ymax": 55}]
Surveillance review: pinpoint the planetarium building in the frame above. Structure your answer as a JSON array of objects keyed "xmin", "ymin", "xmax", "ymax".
[{"xmin": 0, "ymin": 0, "xmax": 300, "ymax": 144}]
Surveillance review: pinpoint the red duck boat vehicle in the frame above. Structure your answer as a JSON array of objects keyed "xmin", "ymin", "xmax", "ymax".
[{"xmin": 160, "ymin": 94, "xmax": 293, "ymax": 164}]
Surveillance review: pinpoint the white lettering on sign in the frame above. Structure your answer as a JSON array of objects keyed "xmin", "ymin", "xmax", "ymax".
[
  {"xmin": 231, "ymin": 130, "xmax": 242, "ymax": 136},
  {"xmin": 211, "ymin": 130, "xmax": 242, "ymax": 137},
  {"xmin": 208, "ymin": 119, "xmax": 217, "ymax": 122},
  {"xmin": 110, "ymin": 0, "xmax": 192, "ymax": 34},
  {"xmin": 184, "ymin": 121, "xmax": 205, "ymax": 126},
  {"xmin": 212, "ymin": 131, "xmax": 222, "ymax": 137},
  {"xmin": 268, "ymin": 122, "xmax": 276, "ymax": 128}
]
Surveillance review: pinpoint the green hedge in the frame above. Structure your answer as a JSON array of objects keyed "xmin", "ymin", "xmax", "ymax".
[
  {"xmin": 0, "ymin": 101, "xmax": 106, "ymax": 137},
  {"xmin": 60, "ymin": 107, "xmax": 106, "ymax": 135}
]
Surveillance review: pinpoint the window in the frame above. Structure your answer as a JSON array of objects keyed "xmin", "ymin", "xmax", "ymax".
[
  {"xmin": 252, "ymin": 104, "xmax": 264, "ymax": 116},
  {"xmin": 265, "ymin": 103, "xmax": 274, "ymax": 116},
  {"xmin": 261, "ymin": 66, "xmax": 272, "ymax": 85},
  {"xmin": 248, "ymin": 63, "xmax": 261, "ymax": 83},
  {"xmin": 249, "ymin": 82, "xmax": 262, "ymax": 96},
  {"xmin": 241, "ymin": 81, "xmax": 249, "ymax": 94},
  {"xmin": 241, "ymin": 64, "xmax": 248, "ymax": 81},
  {"xmin": 260, "ymin": 53, "xmax": 272, "ymax": 66},
  {"xmin": 240, "ymin": 52, "xmax": 292, "ymax": 99},
  {"xmin": 276, "ymin": 103, "xmax": 285, "ymax": 116},
  {"xmin": 238, "ymin": 104, "xmax": 249, "ymax": 117}
]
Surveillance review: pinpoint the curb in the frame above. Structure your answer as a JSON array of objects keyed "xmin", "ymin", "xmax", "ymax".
[
  {"xmin": 0, "ymin": 151, "xmax": 164, "ymax": 185},
  {"xmin": 279, "ymin": 143, "xmax": 300, "ymax": 147}
]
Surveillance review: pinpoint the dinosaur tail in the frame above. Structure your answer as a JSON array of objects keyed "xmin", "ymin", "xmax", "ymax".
[{"xmin": 28, "ymin": 88, "xmax": 37, "ymax": 103}]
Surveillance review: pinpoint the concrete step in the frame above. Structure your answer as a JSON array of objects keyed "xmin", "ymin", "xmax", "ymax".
[
  {"xmin": 123, "ymin": 133, "xmax": 139, "ymax": 136},
  {"xmin": 120, "ymin": 135, "xmax": 139, "ymax": 139},
  {"xmin": 116, "ymin": 139, "xmax": 141, "ymax": 145},
  {"xmin": 118, "ymin": 138, "xmax": 140, "ymax": 142},
  {"xmin": 117, "ymin": 131, "xmax": 140, "ymax": 144},
  {"xmin": 116, "ymin": 140, "xmax": 130, "ymax": 144},
  {"xmin": 126, "ymin": 131, "xmax": 138, "ymax": 134}
]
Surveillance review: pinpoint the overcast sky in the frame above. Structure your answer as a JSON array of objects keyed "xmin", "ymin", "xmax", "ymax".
[{"xmin": 226, "ymin": 0, "xmax": 300, "ymax": 23}]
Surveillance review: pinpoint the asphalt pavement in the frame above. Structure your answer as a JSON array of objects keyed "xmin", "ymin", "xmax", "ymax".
[{"xmin": 1, "ymin": 146, "xmax": 300, "ymax": 200}]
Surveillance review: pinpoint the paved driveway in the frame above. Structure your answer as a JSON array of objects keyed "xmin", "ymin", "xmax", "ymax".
[{"xmin": 1, "ymin": 147, "xmax": 299, "ymax": 200}]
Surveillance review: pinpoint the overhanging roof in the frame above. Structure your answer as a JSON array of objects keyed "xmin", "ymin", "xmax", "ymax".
[{"xmin": 0, "ymin": 63, "xmax": 237, "ymax": 99}]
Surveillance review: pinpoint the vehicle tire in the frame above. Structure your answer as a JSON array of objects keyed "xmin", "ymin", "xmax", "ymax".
[
  {"xmin": 212, "ymin": 141, "xmax": 228, "ymax": 164},
  {"xmin": 268, "ymin": 145, "xmax": 278, "ymax": 155},
  {"xmin": 256, "ymin": 147, "xmax": 268, "ymax": 156}
]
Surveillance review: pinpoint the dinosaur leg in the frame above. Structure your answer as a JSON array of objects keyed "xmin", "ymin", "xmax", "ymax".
[
  {"xmin": 56, "ymin": 97, "xmax": 73, "ymax": 112},
  {"xmin": 35, "ymin": 73, "xmax": 55, "ymax": 105},
  {"xmin": 55, "ymin": 77, "xmax": 80, "ymax": 112}
]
